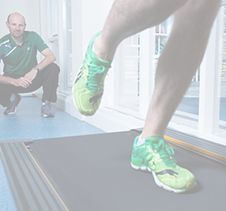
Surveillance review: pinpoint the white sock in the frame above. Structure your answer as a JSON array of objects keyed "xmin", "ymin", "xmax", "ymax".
[
  {"xmin": 137, "ymin": 136, "xmax": 145, "ymax": 146},
  {"xmin": 10, "ymin": 94, "xmax": 16, "ymax": 102},
  {"xmin": 92, "ymin": 43, "xmax": 107, "ymax": 62}
]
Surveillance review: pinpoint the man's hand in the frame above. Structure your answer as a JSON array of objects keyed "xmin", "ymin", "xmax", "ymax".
[
  {"xmin": 24, "ymin": 68, "xmax": 38, "ymax": 82},
  {"xmin": 11, "ymin": 77, "xmax": 32, "ymax": 88}
]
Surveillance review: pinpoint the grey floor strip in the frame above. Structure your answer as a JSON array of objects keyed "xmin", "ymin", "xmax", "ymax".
[{"xmin": 0, "ymin": 142, "xmax": 70, "ymax": 211}]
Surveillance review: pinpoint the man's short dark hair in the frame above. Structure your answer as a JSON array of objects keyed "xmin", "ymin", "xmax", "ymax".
[{"xmin": 7, "ymin": 13, "xmax": 26, "ymax": 25}]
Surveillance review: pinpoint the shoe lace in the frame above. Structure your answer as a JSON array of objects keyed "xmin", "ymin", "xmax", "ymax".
[
  {"xmin": 85, "ymin": 61, "xmax": 107, "ymax": 92},
  {"xmin": 145, "ymin": 138, "xmax": 177, "ymax": 167}
]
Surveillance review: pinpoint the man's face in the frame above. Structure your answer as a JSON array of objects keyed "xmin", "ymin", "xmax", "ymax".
[{"xmin": 6, "ymin": 14, "xmax": 26, "ymax": 40}]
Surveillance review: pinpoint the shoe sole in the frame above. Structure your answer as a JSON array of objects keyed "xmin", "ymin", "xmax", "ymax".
[
  {"xmin": 41, "ymin": 104, "xmax": 55, "ymax": 118},
  {"xmin": 5, "ymin": 108, "xmax": 17, "ymax": 115},
  {"xmin": 42, "ymin": 113, "xmax": 55, "ymax": 118},
  {"xmin": 72, "ymin": 66, "xmax": 91, "ymax": 116},
  {"xmin": 6, "ymin": 110, "xmax": 17, "ymax": 115},
  {"xmin": 131, "ymin": 163, "xmax": 196, "ymax": 193},
  {"xmin": 42, "ymin": 114, "xmax": 55, "ymax": 118}
]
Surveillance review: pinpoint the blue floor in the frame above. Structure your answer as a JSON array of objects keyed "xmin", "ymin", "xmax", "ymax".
[
  {"xmin": 0, "ymin": 96, "xmax": 104, "ymax": 141},
  {"xmin": 0, "ymin": 96, "xmax": 105, "ymax": 211}
]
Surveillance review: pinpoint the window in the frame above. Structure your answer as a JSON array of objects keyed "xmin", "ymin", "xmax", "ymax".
[
  {"xmin": 103, "ymin": 6, "xmax": 226, "ymax": 143},
  {"xmin": 117, "ymin": 34, "xmax": 140, "ymax": 112},
  {"xmin": 218, "ymin": 4, "xmax": 226, "ymax": 132},
  {"xmin": 115, "ymin": 17, "xmax": 173, "ymax": 113}
]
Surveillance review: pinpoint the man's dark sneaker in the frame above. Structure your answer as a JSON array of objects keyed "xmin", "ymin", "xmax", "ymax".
[
  {"xmin": 41, "ymin": 100, "xmax": 55, "ymax": 118},
  {"xmin": 4, "ymin": 94, "xmax": 21, "ymax": 115}
]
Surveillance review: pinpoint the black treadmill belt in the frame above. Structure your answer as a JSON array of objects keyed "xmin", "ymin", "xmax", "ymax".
[{"xmin": 25, "ymin": 131, "xmax": 226, "ymax": 211}]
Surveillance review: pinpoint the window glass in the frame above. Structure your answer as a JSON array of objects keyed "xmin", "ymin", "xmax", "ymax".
[
  {"xmin": 117, "ymin": 17, "xmax": 173, "ymax": 112},
  {"xmin": 219, "ymin": 5, "xmax": 226, "ymax": 124},
  {"xmin": 118, "ymin": 34, "xmax": 140, "ymax": 111}
]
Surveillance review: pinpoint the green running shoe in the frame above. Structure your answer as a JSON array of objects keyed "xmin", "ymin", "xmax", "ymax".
[
  {"xmin": 131, "ymin": 136, "xmax": 196, "ymax": 193},
  {"xmin": 72, "ymin": 32, "xmax": 112, "ymax": 116}
]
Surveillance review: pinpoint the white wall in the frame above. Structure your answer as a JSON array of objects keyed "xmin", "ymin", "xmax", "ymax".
[
  {"xmin": 0, "ymin": 0, "xmax": 40, "ymax": 38},
  {"xmin": 38, "ymin": 0, "xmax": 49, "ymax": 49},
  {"xmin": 71, "ymin": 0, "xmax": 114, "ymax": 72},
  {"xmin": 81, "ymin": 0, "xmax": 114, "ymax": 53}
]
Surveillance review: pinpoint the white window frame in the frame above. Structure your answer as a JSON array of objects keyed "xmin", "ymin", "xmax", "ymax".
[
  {"xmin": 198, "ymin": 14, "xmax": 220, "ymax": 135},
  {"xmin": 47, "ymin": 0, "xmax": 72, "ymax": 95}
]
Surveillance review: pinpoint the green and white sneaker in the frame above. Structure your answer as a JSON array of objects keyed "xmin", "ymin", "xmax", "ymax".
[
  {"xmin": 131, "ymin": 136, "xmax": 196, "ymax": 193},
  {"xmin": 72, "ymin": 32, "xmax": 112, "ymax": 116}
]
